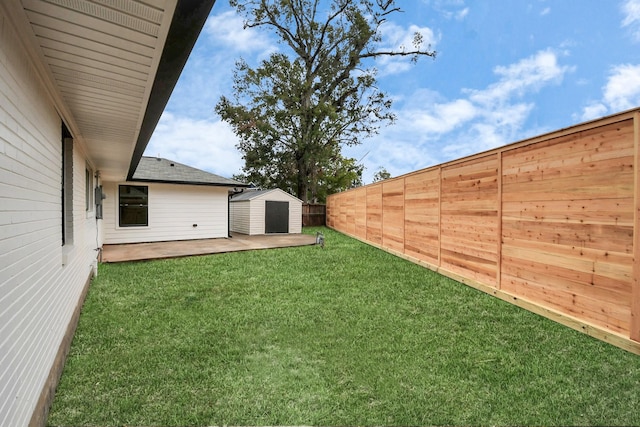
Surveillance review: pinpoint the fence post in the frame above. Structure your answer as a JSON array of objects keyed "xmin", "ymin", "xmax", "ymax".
[{"xmin": 631, "ymin": 111, "xmax": 640, "ymax": 342}]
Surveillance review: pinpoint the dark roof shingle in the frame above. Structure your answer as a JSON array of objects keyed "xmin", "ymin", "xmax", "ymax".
[
  {"xmin": 229, "ymin": 189, "xmax": 273, "ymax": 201},
  {"xmin": 230, "ymin": 188, "xmax": 301, "ymax": 202},
  {"xmin": 132, "ymin": 157, "xmax": 248, "ymax": 187}
]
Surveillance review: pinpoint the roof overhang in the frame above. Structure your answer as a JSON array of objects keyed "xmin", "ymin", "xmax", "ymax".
[
  {"xmin": 126, "ymin": 0, "xmax": 216, "ymax": 181},
  {"xmin": 4, "ymin": 0, "xmax": 216, "ymax": 182},
  {"xmin": 131, "ymin": 179, "xmax": 251, "ymax": 187}
]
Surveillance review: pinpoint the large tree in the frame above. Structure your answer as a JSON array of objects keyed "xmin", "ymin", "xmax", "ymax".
[
  {"xmin": 372, "ymin": 166, "xmax": 391, "ymax": 182},
  {"xmin": 216, "ymin": 0, "xmax": 435, "ymax": 202}
]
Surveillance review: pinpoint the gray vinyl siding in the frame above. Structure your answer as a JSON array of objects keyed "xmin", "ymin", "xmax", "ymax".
[
  {"xmin": 252, "ymin": 190, "xmax": 302, "ymax": 234},
  {"xmin": 0, "ymin": 11, "xmax": 99, "ymax": 427},
  {"xmin": 230, "ymin": 200, "xmax": 250, "ymax": 234},
  {"xmin": 230, "ymin": 189, "xmax": 302, "ymax": 235},
  {"xmin": 102, "ymin": 181, "xmax": 229, "ymax": 244},
  {"xmin": 250, "ymin": 199, "xmax": 266, "ymax": 235},
  {"xmin": 287, "ymin": 199, "xmax": 302, "ymax": 234}
]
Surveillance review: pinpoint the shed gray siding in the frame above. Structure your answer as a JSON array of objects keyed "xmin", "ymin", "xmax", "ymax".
[
  {"xmin": 229, "ymin": 189, "xmax": 302, "ymax": 235},
  {"xmin": 230, "ymin": 200, "xmax": 251, "ymax": 235}
]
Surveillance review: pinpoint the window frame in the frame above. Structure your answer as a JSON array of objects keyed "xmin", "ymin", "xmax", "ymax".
[
  {"xmin": 118, "ymin": 184, "xmax": 149, "ymax": 227},
  {"xmin": 85, "ymin": 167, "xmax": 94, "ymax": 213},
  {"xmin": 61, "ymin": 128, "xmax": 73, "ymax": 246}
]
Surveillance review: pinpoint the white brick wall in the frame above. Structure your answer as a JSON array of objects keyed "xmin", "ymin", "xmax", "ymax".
[{"xmin": 0, "ymin": 9, "xmax": 98, "ymax": 426}]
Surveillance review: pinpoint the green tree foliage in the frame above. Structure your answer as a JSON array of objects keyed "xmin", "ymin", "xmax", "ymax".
[
  {"xmin": 216, "ymin": 0, "xmax": 435, "ymax": 202},
  {"xmin": 372, "ymin": 166, "xmax": 391, "ymax": 182}
]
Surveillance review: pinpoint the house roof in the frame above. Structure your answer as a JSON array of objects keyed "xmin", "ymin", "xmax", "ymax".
[
  {"xmin": 6, "ymin": 0, "xmax": 216, "ymax": 182},
  {"xmin": 132, "ymin": 157, "xmax": 249, "ymax": 187},
  {"xmin": 230, "ymin": 188, "xmax": 302, "ymax": 202}
]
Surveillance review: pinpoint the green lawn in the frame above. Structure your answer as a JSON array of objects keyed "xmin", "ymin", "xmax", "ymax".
[{"xmin": 48, "ymin": 227, "xmax": 640, "ymax": 426}]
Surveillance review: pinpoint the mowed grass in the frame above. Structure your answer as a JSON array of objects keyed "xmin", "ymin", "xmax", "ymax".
[{"xmin": 48, "ymin": 227, "xmax": 640, "ymax": 426}]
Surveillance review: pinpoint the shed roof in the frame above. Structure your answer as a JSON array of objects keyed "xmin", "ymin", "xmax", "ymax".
[
  {"xmin": 230, "ymin": 188, "xmax": 302, "ymax": 202},
  {"xmin": 132, "ymin": 157, "xmax": 248, "ymax": 187}
]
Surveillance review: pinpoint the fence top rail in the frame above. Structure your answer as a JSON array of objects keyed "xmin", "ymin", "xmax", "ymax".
[{"xmin": 329, "ymin": 107, "xmax": 640, "ymax": 196}]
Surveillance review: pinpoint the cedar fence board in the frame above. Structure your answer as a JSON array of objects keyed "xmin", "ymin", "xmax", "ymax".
[{"xmin": 328, "ymin": 108, "xmax": 640, "ymax": 354}]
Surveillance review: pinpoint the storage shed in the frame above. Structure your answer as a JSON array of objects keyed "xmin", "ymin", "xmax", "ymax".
[{"xmin": 230, "ymin": 189, "xmax": 302, "ymax": 235}]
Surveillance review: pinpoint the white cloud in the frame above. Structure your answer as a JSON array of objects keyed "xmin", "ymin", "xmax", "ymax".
[
  {"xmin": 363, "ymin": 139, "xmax": 438, "ymax": 180},
  {"xmin": 439, "ymin": 102, "xmax": 533, "ymax": 159},
  {"xmin": 575, "ymin": 3, "xmax": 640, "ymax": 121},
  {"xmin": 376, "ymin": 22, "xmax": 438, "ymax": 76},
  {"xmin": 580, "ymin": 102, "xmax": 608, "ymax": 121},
  {"xmin": 622, "ymin": 0, "xmax": 640, "ymax": 42},
  {"xmin": 540, "ymin": 7, "xmax": 551, "ymax": 16},
  {"xmin": 374, "ymin": 57, "xmax": 413, "ymax": 76},
  {"xmin": 579, "ymin": 63, "xmax": 640, "ymax": 120},
  {"xmin": 354, "ymin": 49, "xmax": 572, "ymax": 181},
  {"xmin": 603, "ymin": 64, "xmax": 640, "ymax": 111},
  {"xmin": 455, "ymin": 7, "xmax": 470, "ymax": 20},
  {"xmin": 205, "ymin": 10, "xmax": 277, "ymax": 54},
  {"xmin": 145, "ymin": 112, "xmax": 243, "ymax": 179},
  {"xmin": 431, "ymin": 0, "xmax": 469, "ymax": 20},
  {"xmin": 450, "ymin": 50, "xmax": 570, "ymax": 150},
  {"xmin": 467, "ymin": 50, "xmax": 572, "ymax": 106},
  {"xmin": 404, "ymin": 99, "xmax": 476, "ymax": 135}
]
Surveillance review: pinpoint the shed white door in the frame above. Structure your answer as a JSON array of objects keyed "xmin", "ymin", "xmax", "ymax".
[{"xmin": 265, "ymin": 201, "xmax": 289, "ymax": 233}]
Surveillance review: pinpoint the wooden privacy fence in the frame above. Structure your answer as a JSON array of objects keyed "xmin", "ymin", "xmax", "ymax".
[
  {"xmin": 302, "ymin": 203, "xmax": 326, "ymax": 226},
  {"xmin": 327, "ymin": 108, "xmax": 640, "ymax": 354}
]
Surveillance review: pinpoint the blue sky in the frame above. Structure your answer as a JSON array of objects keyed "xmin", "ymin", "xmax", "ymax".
[{"xmin": 145, "ymin": 0, "xmax": 640, "ymax": 184}]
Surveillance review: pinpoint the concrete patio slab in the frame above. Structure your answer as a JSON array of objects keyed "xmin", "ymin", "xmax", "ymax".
[{"xmin": 101, "ymin": 232, "xmax": 318, "ymax": 263}]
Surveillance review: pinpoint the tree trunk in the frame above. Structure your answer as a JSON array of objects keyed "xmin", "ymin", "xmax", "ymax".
[{"xmin": 297, "ymin": 156, "xmax": 309, "ymax": 203}]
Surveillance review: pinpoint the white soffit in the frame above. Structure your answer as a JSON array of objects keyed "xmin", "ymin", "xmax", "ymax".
[{"xmin": 19, "ymin": 0, "xmax": 177, "ymax": 181}]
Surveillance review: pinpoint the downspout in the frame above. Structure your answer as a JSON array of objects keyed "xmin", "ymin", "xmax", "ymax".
[
  {"xmin": 94, "ymin": 170, "xmax": 102, "ymax": 267},
  {"xmin": 228, "ymin": 191, "xmax": 232, "ymax": 238}
]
